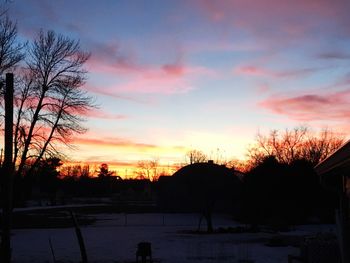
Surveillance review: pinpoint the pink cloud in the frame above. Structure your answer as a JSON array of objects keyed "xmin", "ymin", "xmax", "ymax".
[
  {"xmin": 113, "ymin": 62, "xmax": 217, "ymax": 94},
  {"xmin": 87, "ymin": 43, "xmax": 214, "ymax": 78},
  {"xmin": 193, "ymin": 0, "xmax": 349, "ymax": 45},
  {"xmin": 88, "ymin": 109, "xmax": 128, "ymax": 120},
  {"xmin": 81, "ymin": 33, "xmax": 219, "ymax": 96},
  {"xmin": 234, "ymin": 65, "xmax": 320, "ymax": 78},
  {"xmin": 260, "ymin": 89, "xmax": 350, "ymax": 122},
  {"xmin": 116, "ymin": 73, "xmax": 193, "ymax": 94},
  {"xmin": 83, "ymin": 84, "xmax": 151, "ymax": 104},
  {"xmin": 256, "ymin": 83, "xmax": 270, "ymax": 94},
  {"xmin": 235, "ymin": 66, "xmax": 270, "ymax": 76},
  {"xmin": 162, "ymin": 63, "xmax": 185, "ymax": 76},
  {"xmin": 87, "ymin": 53, "xmax": 215, "ymax": 95}
]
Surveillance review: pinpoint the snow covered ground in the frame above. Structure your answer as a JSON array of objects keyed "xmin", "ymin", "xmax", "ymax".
[{"xmin": 11, "ymin": 213, "xmax": 336, "ymax": 263}]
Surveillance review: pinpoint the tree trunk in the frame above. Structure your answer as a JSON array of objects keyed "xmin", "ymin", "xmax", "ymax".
[{"xmin": 16, "ymin": 86, "xmax": 46, "ymax": 177}]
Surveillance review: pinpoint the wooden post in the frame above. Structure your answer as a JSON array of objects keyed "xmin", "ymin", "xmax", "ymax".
[
  {"xmin": 48, "ymin": 237, "xmax": 57, "ymax": 263},
  {"xmin": 1, "ymin": 73, "xmax": 14, "ymax": 263},
  {"xmin": 69, "ymin": 210, "xmax": 88, "ymax": 263}
]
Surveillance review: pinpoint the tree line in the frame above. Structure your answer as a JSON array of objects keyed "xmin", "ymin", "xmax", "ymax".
[{"xmin": 185, "ymin": 126, "xmax": 344, "ymax": 173}]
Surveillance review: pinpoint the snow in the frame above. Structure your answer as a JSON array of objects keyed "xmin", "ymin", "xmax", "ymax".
[{"xmin": 11, "ymin": 213, "xmax": 336, "ymax": 263}]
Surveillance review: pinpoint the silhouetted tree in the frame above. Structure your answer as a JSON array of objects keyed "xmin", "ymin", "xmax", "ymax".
[
  {"xmin": 185, "ymin": 149, "xmax": 207, "ymax": 164},
  {"xmin": 241, "ymin": 156, "xmax": 337, "ymax": 225},
  {"xmin": 34, "ymin": 157, "xmax": 62, "ymax": 205},
  {"xmin": 136, "ymin": 158, "xmax": 160, "ymax": 181},
  {"xmin": 0, "ymin": 16, "xmax": 24, "ymax": 146},
  {"xmin": 60, "ymin": 164, "xmax": 91, "ymax": 178},
  {"xmin": 0, "ymin": 16, "xmax": 24, "ymax": 77},
  {"xmin": 242, "ymin": 156, "xmax": 285, "ymax": 224},
  {"xmin": 247, "ymin": 127, "xmax": 343, "ymax": 168},
  {"xmin": 226, "ymin": 158, "xmax": 249, "ymax": 173},
  {"xmin": 97, "ymin": 163, "xmax": 115, "ymax": 177},
  {"xmin": 10, "ymin": 30, "xmax": 95, "ymax": 178}
]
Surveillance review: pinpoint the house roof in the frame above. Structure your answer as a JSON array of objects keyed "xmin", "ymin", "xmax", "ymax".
[
  {"xmin": 173, "ymin": 161, "xmax": 233, "ymax": 178},
  {"xmin": 315, "ymin": 139, "xmax": 350, "ymax": 176}
]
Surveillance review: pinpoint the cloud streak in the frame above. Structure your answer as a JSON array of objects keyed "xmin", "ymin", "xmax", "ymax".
[
  {"xmin": 317, "ymin": 51, "xmax": 350, "ymax": 60},
  {"xmin": 260, "ymin": 89, "xmax": 350, "ymax": 122},
  {"xmin": 73, "ymin": 136, "xmax": 158, "ymax": 150},
  {"xmin": 87, "ymin": 54, "xmax": 215, "ymax": 95},
  {"xmin": 234, "ymin": 65, "xmax": 320, "ymax": 79},
  {"xmin": 88, "ymin": 109, "xmax": 128, "ymax": 120}
]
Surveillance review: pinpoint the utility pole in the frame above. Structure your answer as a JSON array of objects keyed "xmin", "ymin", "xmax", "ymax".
[
  {"xmin": 1, "ymin": 73, "xmax": 14, "ymax": 263},
  {"xmin": 0, "ymin": 148, "xmax": 3, "ymax": 166}
]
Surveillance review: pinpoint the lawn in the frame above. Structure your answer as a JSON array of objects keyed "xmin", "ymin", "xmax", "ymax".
[{"xmin": 10, "ymin": 208, "xmax": 336, "ymax": 263}]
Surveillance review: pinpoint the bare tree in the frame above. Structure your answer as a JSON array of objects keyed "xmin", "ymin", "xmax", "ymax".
[
  {"xmin": 13, "ymin": 30, "xmax": 94, "ymax": 177},
  {"xmin": 0, "ymin": 16, "xmax": 24, "ymax": 263},
  {"xmin": 60, "ymin": 164, "xmax": 91, "ymax": 178},
  {"xmin": 0, "ymin": 16, "xmax": 24, "ymax": 125},
  {"xmin": 0, "ymin": 17, "xmax": 24, "ymax": 75},
  {"xmin": 136, "ymin": 158, "xmax": 160, "ymax": 181},
  {"xmin": 247, "ymin": 126, "xmax": 344, "ymax": 167},
  {"xmin": 186, "ymin": 149, "xmax": 207, "ymax": 164},
  {"xmin": 302, "ymin": 128, "xmax": 344, "ymax": 165},
  {"xmin": 226, "ymin": 158, "xmax": 249, "ymax": 173}
]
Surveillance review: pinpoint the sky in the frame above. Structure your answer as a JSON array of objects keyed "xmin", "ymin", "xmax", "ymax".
[{"xmin": 6, "ymin": 0, "xmax": 350, "ymax": 176}]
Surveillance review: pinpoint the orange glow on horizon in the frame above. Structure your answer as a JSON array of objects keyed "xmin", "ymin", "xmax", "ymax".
[{"xmin": 59, "ymin": 160, "xmax": 180, "ymax": 179}]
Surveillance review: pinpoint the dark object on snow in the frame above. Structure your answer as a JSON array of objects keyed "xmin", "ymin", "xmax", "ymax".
[{"xmin": 136, "ymin": 242, "xmax": 152, "ymax": 263}]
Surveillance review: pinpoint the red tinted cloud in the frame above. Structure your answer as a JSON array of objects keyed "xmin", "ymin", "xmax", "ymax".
[
  {"xmin": 260, "ymin": 89, "xmax": 350, "ymax": 122},
  {"xmin": 162, "ymin": 63, "xmax": 185, "ymax": 76}
]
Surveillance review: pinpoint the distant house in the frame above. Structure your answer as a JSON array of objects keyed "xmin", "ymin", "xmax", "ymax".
[{"xmin": 315, "ymin": 140, "xmax": 350, "ymax": 263}]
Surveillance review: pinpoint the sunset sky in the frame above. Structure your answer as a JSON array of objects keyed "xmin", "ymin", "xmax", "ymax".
[{"xmin": 7, "ymin": 0, "xmax": 350, "ymax": 175}]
